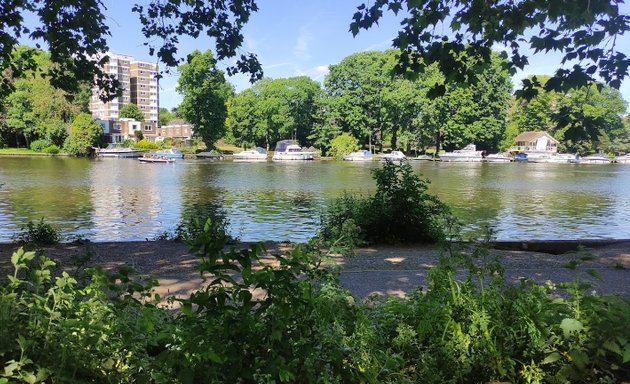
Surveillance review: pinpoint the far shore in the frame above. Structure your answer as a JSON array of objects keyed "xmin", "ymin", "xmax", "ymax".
[{"xmin": 1, "ymin": 239, "xmax": 629, "ymax": 300}]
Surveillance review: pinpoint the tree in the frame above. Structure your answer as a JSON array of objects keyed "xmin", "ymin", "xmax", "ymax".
[
  {"xmin": 350, "ymin": 0, "xmax": 630, "ymax": 99},
  {"xmin": 1, "ymin": 1, "xmax": 262, "ymax": 102},
  {"xmin": 177, "ymin": 50, "xmax": 233, "ymax": 148},
  {"xmin": 227, "ymin": 77, "xmax": 322, "ymax": 149},
  {"xmin": 554, "ymin": 85, "xmax": 628, "ymax": 154},
  {"xmin": 508, "ymin": 78, "xmax": 628, "ymax": 154},
  {"xmin": 1, "ymin": 46, "xmax": 85, "ymax": 148},
  {"xmin": 324, "ymin": 51, "xmax": 396, "ymax": 151},
  {"xmin": 119, "ymin": 103, "xmax": 145, "ymax": 121},
  {"xmin": 159, "ymin": 108, "xmax": 176, "ymax": 126},
  {"xmin": 64, "ymin": 113, "xmax": 104, "ymax": 156},
  {"xmin": 329, "ymin": 133, "xmax": 359, "ymax": 159}
]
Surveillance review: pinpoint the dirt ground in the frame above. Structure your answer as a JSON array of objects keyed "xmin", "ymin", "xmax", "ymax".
[{"xmin": 1, "ymin": 240, "xmax": 628, "ymax": 300}]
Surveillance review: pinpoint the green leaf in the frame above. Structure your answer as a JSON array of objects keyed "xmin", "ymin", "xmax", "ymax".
[
  {"xmin": 542, "ymin": 351, "xmax": 562, "ymax": 364},
  {"xmin": 623, "ymin": 345, "xmax": 630, "ymax": 363},
  {"xmin": 560, "ymin": 318, "xmax": 584, "ymax": 338}
]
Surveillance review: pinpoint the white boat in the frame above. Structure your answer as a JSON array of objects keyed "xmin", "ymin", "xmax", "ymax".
[
  {"xmin": 615, "ymin": 154, "xmax": 630, "ymax": 164},
  {"xmin": 138, "ymin": 154, "xmax": 175, "ymax": 163},
  {"xmin": 525, "ymin": 152, "xmax": 576, "ymax": 163},
  {"xmin": 570, "ymin": 155, "xmax": 611, "ymax": 164},
  {"xmin": 272, "ymin": 140, "xmax": 314, "ymax": 161},
  {"xmin": 96, "ymin": 143, "xmax": 144, "ymax": 158},
  {"xmin": 380, "ymin": 150, "xmax": 406, "ymax": 162},
  {"xmin": 154, "ymin": 148, "xmax": 184, "ymax": 159},
  {"xmin": 343, "ymin": 150, "xmax": 373, "ymax": 161},
  {"xmin": 439, "ymin": 144, "xmax": 483, "ymax": 162},
  {"xmin": 410, "ymin": 154, "xmax": 434, "ymax": 161},
  {"xmin": 486, "ymin": 153, "xmax": 512, "ymax": 163},
  {"xmin": 233, "ymin": 147, "xmax": 267, "ymax": 162}
]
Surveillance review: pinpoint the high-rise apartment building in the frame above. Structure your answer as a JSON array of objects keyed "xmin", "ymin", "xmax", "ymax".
[{"xmin": 89, "ymin": 53, "xmax": 159, "ymax": 141}]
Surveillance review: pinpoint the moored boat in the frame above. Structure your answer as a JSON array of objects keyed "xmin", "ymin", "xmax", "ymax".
[
  {"xmin": 486, "ymin": 153, "xmax": 512, "ymax": 163},
  {"xmin": 96, "ymin": 143, "xmax": 144, "ymax": 158},
  {"xmin": 379, "ymin": 150, "xmax": 406, "ymax": 162},
  {"xmin": 272, "ymin": 140, "xmax": 315, "ymax": 161},
  {"xmin": 439, "ymin": 144, "xmax": 483, "ymax": 162},
  {"xmin": 343, "ymin": 150, "xmax": 373, "ymax": 161},
  {"xmin": 525, "ymin": 152, "xmax": 576, "ymax": 163},
  {"xmin": 410, "ymin": 154, "xmax": 434, "ymax": 161},
  {"xmin": 570, "ymin": 154, "xmax": 611, "ymax": 164},
  {"xmin": 233, "ymin": 147, "xmax": 268, "ymax": 162},
  {"xmin": 154, "ymin": 148, "xmax": 184, "ymax": 159},
  {"xmin": 615, "ymin": 154, "xmax": 630, "ymax": 164}
]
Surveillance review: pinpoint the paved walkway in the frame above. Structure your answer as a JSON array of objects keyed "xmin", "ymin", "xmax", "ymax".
[{"xmin": 1, "ymin": 241, "xmax": 628, "ymax": 300}]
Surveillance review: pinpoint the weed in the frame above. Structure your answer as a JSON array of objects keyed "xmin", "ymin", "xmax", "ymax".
[{"xmin": 13, "ymin": 218, "xmax": 61, "ymax": 246}]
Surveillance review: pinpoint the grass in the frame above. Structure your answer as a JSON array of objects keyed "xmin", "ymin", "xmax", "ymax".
[
  {"xmin": 215, "ymin": 140, "xmax": 242, "ymax": 154},
  {"xmin": 0, "ymin": 147, "xmax": 68, "ymax": 156}
]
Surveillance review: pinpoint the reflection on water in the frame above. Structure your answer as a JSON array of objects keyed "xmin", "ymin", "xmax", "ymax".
[{"xmin": 1, "ymin": 157, "xmax": 629, "ymax": 242}]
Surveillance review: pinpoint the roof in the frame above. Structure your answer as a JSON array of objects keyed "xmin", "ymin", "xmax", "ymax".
[{"xmin": 514, "ymin": 131, "xmax": 559, "ymax": 144}]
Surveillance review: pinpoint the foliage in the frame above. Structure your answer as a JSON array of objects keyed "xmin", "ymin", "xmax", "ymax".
[
  {"xmin": 321, "ymin": 161, "xmax": 450, "ymax": 244},
  {"xmin": 350, "ymin": 0, "xmax": 630, "ymax": 99},
  {"xmin": 42, "ymin": 145, "xmax": 60, "ymax": 154},
  {"xmin": 134, "ymin": 130, "xmax": 144, "ymax": 141},
  {"xmin": 63, "ymin": 113, "xmax": 104, "ymax": 157},
  {"xmin": 13, "ymin": 218, "xmax": 61, "ymax": 246},
  {"xmin": 177, "ymin": 50, "xmax": 234, "ymax": 149},
  {"xmin": 329, "ymin": 133, "xmax": 359, "ymax": 160},
  {"xmin": 227, "ymin": 76, "xmax": 323, "ymax": 149},
  {"xmin": 46, "ymin": 121, "xmax": 68, "ymax": 147},
  {"xmin": 133, "ymin": 139, "xmax": 158, "ymax": 150},
  {"xmin": 29, "ymin": 139, "xmax": 51, "ymax": 152},
  {"xmin": 118, "ymin": 103, "xmax": 145, "ymax": 121},
  {"xmin": 159, "ymin": 107, "xmax": 176, "ymax": 127},
  {"xmin": 510, "ymin": 78, "xmax": 628, "ymax": 154},
  {"xmin": 2, "ymin": 224, "xmax": 630, "ymax": 383}
]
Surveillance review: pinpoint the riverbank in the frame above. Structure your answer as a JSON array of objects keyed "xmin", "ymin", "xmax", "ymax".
[{"xmin": 1, "ymin": 240, "xmax": 628, "ymax": 299}]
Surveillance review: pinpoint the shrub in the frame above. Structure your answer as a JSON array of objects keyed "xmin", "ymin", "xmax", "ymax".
[
  {"xmin": 47, "ymin": 121, "xmax": 68, "ymax": 147},
  {"xmin": 133, "ymin": 139, "xmax": 158, "ymax": 150},
  {"xmin": 329, "ymin": 132, "xmax": 359, "ymax": 160},
  {"xmin": 14, "ymin": 218, "xmax": 61, "ymax": 245},
  {"xmin": 2, "ymin": 221, "xmax": 629, "ymax": 383},
  {"xmin": 321, "ymin": 161, "xmax": 450, "ymax": 245},
  {"xmin": 29, "ymin": 139, "xmax": 51, "ymax": 152},
  {"xmin": 42, "ymin": 145, "xmax": 60, "ymax": 154}
]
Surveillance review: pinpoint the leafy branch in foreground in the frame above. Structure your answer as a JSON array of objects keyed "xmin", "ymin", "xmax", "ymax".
[{"xmin": 350, "ymin": 0, "xmax": 630, "ymax": 99}]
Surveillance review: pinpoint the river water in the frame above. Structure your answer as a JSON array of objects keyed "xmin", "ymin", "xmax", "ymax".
[{"xmin": 1, "ymin": 156, "xmax": 629, "ymax": 242}]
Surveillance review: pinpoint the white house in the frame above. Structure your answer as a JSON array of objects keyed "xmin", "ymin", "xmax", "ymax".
[{"xmin": 511, "ymin": 131, "xmax": 559, "ymax": 153}]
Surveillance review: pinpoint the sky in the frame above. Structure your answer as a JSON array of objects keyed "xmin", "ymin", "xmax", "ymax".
[{"xmin": 21, "ymin": 0, "xmax": 630, "ymax": 110}]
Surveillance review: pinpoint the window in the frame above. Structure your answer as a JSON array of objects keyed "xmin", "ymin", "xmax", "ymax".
[
  {"xmin": 140, "ymin": 106, "xmax": 146, "ymax": 110},
  {"xmin": 140, "ymin": 70, "xmax": 144, "ymax": 74},
  {"xmin": 144, "ymin": 125, "xmax": 152, "ymax": 131},
  {"xmin": 140, "ymin": 84, "xmax": 145, "ymax": 88}
]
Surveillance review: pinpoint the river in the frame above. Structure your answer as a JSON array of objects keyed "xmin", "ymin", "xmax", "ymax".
[{"xmin": 1, "ymin": 156, "xmax": 629, "ymax": 242}]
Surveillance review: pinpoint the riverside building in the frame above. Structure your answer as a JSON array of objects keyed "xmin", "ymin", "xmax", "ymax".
[{"xmin": 89, "ymin": 53, "xmax": 159, "ymax": 142}]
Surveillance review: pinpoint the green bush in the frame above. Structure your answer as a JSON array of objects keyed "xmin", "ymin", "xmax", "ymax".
[
  {"xmin": 29, "ymin": 139, "xmax": 51, "ymax": 152},
  {"xmin": 13, "ymin": 218, "xmax": 61, "ymax": 245},
  {"xmin": 329, "ymin": 132, "xmax": 359, "ymax": 160},
  {"xmin": 2, "ymin": 222, "xmax": 629, "ymax": 383},
  {"xmin": 133, "ymin": 139, "xmax": 158, "ymax": 150},
  {"xmin": 321, "ymin": 161, "xmax": 450, "ymax": 245},
  {"xmin": 42, "ymin": 145, "xmax": 60, "ymax": 154}
]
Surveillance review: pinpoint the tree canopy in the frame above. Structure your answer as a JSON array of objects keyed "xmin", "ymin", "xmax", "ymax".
[
  {"xmin": 177, "ymin": 50, "xmax": 233, "ymax": 148},
  {"xmin": 350, "ymin": 0, "xmax": 629, "ymax": 99},
  {"xmin": 227, "ymin": 76, "xmax": 322, "ymax": 149},
  {"xmin": 119, "ymin": 103, "xmax": 145, "ymax": 121},
  {"xmin": 2, "ymin": 0, "xmax": 627, "ymax": 103}
]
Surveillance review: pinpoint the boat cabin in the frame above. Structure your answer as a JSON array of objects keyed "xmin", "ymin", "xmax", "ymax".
[{"xmin": 511, "ymin": 131, "xmax": 558, "ymax": 153}]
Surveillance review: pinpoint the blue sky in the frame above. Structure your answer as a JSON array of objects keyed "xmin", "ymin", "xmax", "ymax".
[{"xmin": 23, "ymin": 0, "xmax": 630, "ymax": 110}]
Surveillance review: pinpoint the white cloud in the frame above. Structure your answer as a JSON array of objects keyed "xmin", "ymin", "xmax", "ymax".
[
  {"xmin": 293, "ymin": 64, "xmax": 330, "ymax": 81},
  {"xmin": 294, "ymin": 27, "xmax": 313, "ymax": 60}
]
